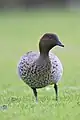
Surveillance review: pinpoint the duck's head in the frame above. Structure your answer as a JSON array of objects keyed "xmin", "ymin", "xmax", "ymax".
[{"xmin": 39, "ymin": 33, "xmax": 64, "ymax": 55}]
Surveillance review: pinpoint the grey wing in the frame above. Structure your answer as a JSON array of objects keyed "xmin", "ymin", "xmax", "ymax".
[{"xmin": 17, "ymin": 51, "xmax": 39, "ymax": 80}]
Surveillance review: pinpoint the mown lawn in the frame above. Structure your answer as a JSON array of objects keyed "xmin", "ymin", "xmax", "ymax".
[{"xmin": 0, "ymin": 9, "xmax": 80, "ymax": 120}]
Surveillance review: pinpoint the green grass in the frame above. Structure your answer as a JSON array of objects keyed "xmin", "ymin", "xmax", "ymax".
[{"xmin": 0, "ymin": 9, "xmax": 80, "ymax": 120}]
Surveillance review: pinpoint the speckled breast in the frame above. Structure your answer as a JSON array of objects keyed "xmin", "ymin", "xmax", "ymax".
[{"xmin": 17, "ymin": 52, "xmax": 63, "ymax": 88}]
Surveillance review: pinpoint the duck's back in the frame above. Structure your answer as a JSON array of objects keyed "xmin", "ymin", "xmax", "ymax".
[
  {"xmin": 17, "ymin": 51, "xmax": 63, "ymax": 88},
  {"xmin": 20, "ymin": 51, "xmax": 39, "ymax": 66}
]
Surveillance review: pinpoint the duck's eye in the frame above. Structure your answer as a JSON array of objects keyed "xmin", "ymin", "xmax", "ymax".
[{"xmin": 49, "ymin": 35, "xmax": 53, "ymax": 39}]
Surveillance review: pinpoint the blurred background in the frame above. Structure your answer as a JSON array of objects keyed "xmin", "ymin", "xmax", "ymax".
[
  {"xmin": 0, "ymin": 0, "xmax": 80, "ymax": 97},
  {"xmin": 0, "ymin": 1, "xmax": 80, "ymax": 119},
  {"xmin": 0, "ymin": 0, "xmax": 80, "ymax": 9},
  {"xmin": 0, "ymin": 0, "xmax": 80, "ymax": 93}
]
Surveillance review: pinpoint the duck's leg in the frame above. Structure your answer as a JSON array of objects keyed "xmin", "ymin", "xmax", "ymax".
[
  {"xmin": 32, "ymin": 88, "xmax": 38, "ymax": 103},
  {"xmin": 54, "ymin": 84, "xmax": 58, "ymax": 101}
]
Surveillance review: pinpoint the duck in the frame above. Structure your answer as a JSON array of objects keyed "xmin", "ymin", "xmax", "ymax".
[{"xmin": 17, "ymin": 33, "xmax": 64, "ymax": 102}]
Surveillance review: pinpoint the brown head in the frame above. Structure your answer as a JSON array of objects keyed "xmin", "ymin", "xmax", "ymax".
[{"xmin": 39, "ymin": 33, "xmax": 64, "ymax": 55}]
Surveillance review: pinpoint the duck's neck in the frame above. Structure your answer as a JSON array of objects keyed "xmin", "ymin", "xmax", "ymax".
[
  {"xmin": 36, "ymin": 51, "xmax": 50, "ymax": 65},
  {"xmin": 40, "ymin": 52, "xmax": 49, "ymax": 59}
]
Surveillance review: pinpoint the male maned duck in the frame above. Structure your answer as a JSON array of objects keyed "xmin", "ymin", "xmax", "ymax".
[{"xmin": 17, "ymin": 33, "xmax": 64, "ymax": 102}]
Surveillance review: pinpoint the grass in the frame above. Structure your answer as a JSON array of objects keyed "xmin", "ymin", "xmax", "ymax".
[{"xmin": 0, "ymin": 9, "xmax": 80, "ymax": 120}]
